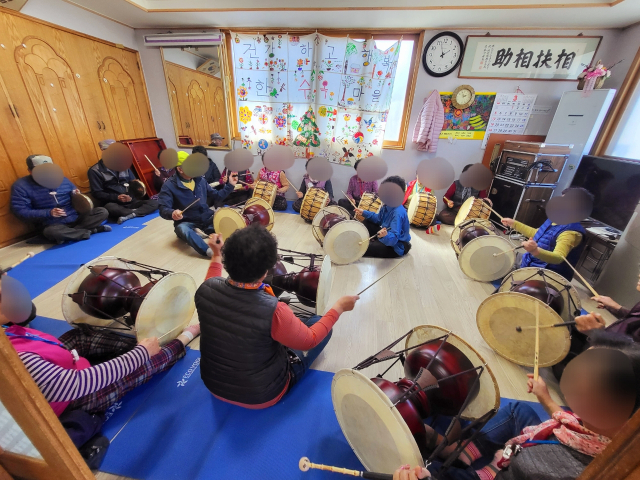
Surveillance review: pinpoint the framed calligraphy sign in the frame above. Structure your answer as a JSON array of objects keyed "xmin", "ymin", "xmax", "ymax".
[{"xmin": 458, "ymin": 35, "xmax": 602, "ymax": 81}]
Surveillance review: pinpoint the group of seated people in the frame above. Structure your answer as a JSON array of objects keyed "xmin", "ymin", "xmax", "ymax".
[{"xmin": 3, "ymin": 219, "xmax": 640, "ymax": 479}]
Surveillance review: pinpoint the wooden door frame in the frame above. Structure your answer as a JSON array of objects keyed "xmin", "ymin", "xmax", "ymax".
[{"xmin": 0, "ymin": 329, "xmax": 93, "ymax": 480}]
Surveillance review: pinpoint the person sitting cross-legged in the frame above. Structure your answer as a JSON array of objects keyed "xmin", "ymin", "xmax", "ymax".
[
  {"xmin": 355, "ymin": 175, "xmax": 412, "ymax": 258},
  {"xmin": 11, "ymin": 155, "xmax": 111, "ymax": 244},
  {"xmin": 157, "ymin": 151, "xmax": 236, "ymax": 257},
  {"xmin": 88, "ymin": 139, "xmax": 158, "ymax": 224},
  {"xmin": 196, "ymin": 226, "xmax": 359, "ymax": 409}
]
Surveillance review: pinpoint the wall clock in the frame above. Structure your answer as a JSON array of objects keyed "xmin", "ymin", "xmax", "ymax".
[
  {"xmin": 422, "ymin": 31, "xmax": 464, "ymax": 77},
  {"xmin": 451, "ymin": 84, "xmax": 475, "ymax": 110}
]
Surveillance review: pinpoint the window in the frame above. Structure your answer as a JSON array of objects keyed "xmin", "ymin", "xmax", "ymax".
[
  {"xmin": 606, "ymin": 80, "xmax": 640, "ymax": 161},
  {"xmin": 224, "ymin": 30, "xmax": 423, "ymax": 151}
]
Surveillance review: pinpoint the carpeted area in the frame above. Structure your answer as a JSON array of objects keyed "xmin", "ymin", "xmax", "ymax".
[{"xmin": 7, "ymin": 213, "xmax": 159, "ymax": 298}]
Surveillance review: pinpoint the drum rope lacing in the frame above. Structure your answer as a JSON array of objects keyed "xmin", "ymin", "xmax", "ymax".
[{"xmin": 350, "ymin": 327, "xmax": 497, "ymax": 476}]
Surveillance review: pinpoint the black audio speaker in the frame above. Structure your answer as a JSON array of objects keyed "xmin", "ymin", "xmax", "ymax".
[{"xmin": 488, "ymin": 178, "xmax": 554, "ymax": 228}]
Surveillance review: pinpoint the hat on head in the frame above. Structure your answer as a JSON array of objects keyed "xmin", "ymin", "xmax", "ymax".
[
  {"xmin": 210, "ymin": 133, "xmax": 224, "ymax": 141},
  {"xmin": 176, "ymin": 151, "xmax": 189, "ymax": 167},
  {"xmin": 98, "ymin": 139, "xmax": 116, "ymax": 151},
  {"xmin": 26, "ymin": 155, "xmax": 53, "ymax": 171}
]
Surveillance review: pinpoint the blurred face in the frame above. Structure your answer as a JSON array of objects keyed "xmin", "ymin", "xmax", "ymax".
[
  {"xmin": 561, "ymin": 348, "xmax": 636, "ymax": 433},
  {"xmin": 176, "ymin": 167, "xmax": 192, "ymax": 180}
]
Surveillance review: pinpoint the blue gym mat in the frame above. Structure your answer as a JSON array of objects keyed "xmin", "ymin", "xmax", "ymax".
[
  {"xmin": 100, "ymin": 349, "xmax": 362, "ymax": 480},
  {"xmin": 282, "ymin": 199, "xmax": 298, "ymax": 214},
  {"xmin": 7, "ymin": 213, "xmax": 158, "ymax": 299},
  {"xmin": 28, "ymin": 315, "xmax": 73, "ymax": 338}
]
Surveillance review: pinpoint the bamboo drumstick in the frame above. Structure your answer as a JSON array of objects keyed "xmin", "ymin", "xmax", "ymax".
[
  {"xmin": 486, "ymin": 204, "xmax": 504, "ymax": 220},
  {"xmin": 493, "ymin": 245, "xmax": 524, "ymax": 257},
  {"xmin": 516, "ymin": 321, "xmax": 577, "ymax": 332},
  {"xmin": 561, "ymin": 256, "xmax": 599, "ymax": 297},
  {"xmin": 342, "ymin": 190, "xmax": 357, "ymax": 208},
  {"xmin": 356, "ymin": 259, "xmax": 405, "ymax": 296},
  {"xmin": 299, "ymin": 457, "xmax": 392, "ymax": 479},
  {"xmin": 534, "ymin": 301, "xmax": 540, "ymax": 382},
  {"xmin": 281, "ymin": 172, "xmax": 299, "ymax": 193},
  {"xmin": 359, "ymin": 231, "xmax": 381, "ymax": 245},
  {"xmin": 144, "ymin": 154, "xmax": 161, "ymax": 175},
  {"xmin": 1, "ymin": 252, "xmax": 35, "ymax": 275},
  {"xmin": 180, "ymin": 198, "xmax": 201, "ymax": 214}
]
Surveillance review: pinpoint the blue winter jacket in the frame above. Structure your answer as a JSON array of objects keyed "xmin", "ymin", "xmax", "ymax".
[
  {"xmin": 157, "ymin": 173, "xmax": 234, "ymax": 226},
  {"xmin": 362, "ymin": 204, "xmax": 412, "ymax": 256},
  {"xmin": 11, "ymin": 176, "xmax": 79, "ymax": 226}
]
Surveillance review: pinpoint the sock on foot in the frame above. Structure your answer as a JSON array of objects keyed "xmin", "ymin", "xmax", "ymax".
[
  {"xmin": 117, "ymin": 213, "xmax": 136, "ymax": 224},
  {"xmin": 96, "ymin": 225, "xmax": 112, "ymax": 233},
  {"xmin": 206, "ymin": 248, "xmax": 213, "ymax": 258}
]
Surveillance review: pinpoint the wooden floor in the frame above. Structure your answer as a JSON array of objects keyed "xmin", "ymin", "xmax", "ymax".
[{"xmin": 0, "ymin": 211, "xmax": 616, "ymax": 480}]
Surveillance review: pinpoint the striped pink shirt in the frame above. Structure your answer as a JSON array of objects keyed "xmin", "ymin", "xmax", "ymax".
[{"xmin": 18, "ymin": 346, "xmax": 149, "ymax": 403}]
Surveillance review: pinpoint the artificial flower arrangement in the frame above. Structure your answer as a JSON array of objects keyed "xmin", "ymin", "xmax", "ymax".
[{"xmin": 578, "ymin": 60, "xmax": 613, "ymax": 91}]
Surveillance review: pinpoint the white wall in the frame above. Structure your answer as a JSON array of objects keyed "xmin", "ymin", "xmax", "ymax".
[
  {"xmin": 137, "ymin": 27, "xmax": 629, "ymax": 205},
  {"xmin": 21, "ymin": 0, "xmax": 137, "ymax": 49}
]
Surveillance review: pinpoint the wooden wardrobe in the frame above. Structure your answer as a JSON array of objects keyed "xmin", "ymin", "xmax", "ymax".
[
  {"xmin": 163, "ymin": 60, "xmax": 229, "ymax": 147},
  {"xmin": 0, "ymin": 7, "xmax": 155, "ymax": 247}
]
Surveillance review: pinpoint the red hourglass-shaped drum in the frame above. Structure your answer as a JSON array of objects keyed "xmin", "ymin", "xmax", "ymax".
[
  {"xmin": 72, "ymin": 267, "xmax": 142, "ymax": 321},
  {"xmin": 510, "ymin": 280, "xmax": 564, "ymax": 315},
  {"xmin": 459, "ymin": 226, "xmax": 490, "ymax": 249},
  {"xmin": 270, "ymin": 267, "xmax": 320, "ymax": 308},
  {"xmin": 320, "ymin": 213, "xmax": 346, "ymax": 236},
  {"xmin": 243, "ymin": 203, "xmax": 271, "ymax": 227}
]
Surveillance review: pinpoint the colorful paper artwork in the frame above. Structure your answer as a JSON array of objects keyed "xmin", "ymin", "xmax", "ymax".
[
  {"xmin": 439, "ymin": 92, "xmax": 497, "ymax": 140},
  {"xmin": 231, "ymin": 32, "xmax": 401, "ymax": 164}
]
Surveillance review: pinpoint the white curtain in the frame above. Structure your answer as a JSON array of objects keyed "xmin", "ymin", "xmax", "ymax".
[{"xmin": 231, "ymin": 32, "xmax": 401, "ymax": 165}]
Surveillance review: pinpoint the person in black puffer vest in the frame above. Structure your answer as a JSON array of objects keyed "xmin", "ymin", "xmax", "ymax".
[
  {"xmin": 195, "ymin": 226, "xmax": 359, "ymax": 408},
  {"xmin": 392, "ymin": 331, "xmax": 640, "ymax": 480}
]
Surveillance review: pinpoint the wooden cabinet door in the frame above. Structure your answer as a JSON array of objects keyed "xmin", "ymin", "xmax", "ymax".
[
  {"xmin": 166, "ymin": 74, "xmax": 184, "ymax": 139},
  {"xmin": 98, "ymin": 56, "xmax": 145, "ymax": 140},
  {"xmin": 15, "ymin": 37, "xmax": 96, "ymax": 190},
  {"xmin": 187, "ymin": 78, "xmax": 209, "ymax": 146},
  {"xmin": 209, "ymin": 77, "xmax": 229, "ymax": 144}
]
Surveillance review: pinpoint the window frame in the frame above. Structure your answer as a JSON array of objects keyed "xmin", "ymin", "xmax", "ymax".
[{"xmin": 222, "ymin": 28, "xmax": 424, "ymax": 151}]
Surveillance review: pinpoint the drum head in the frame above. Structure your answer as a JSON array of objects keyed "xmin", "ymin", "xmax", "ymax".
[
  {"xmin": 71, "ymin": 193, "xmax": 93, "ymax": 215},
  {"xmin": 213, "ymin": 207, "xmax": 247, "ymax": 240},
  {"xmin": 477, "ymin": 292, "xmax": 570, "ymax": 367},
  {"xmin": 454, "ymin": 197, "xmax": 476, "ymax": 226},
  {"xmin": 498, "ymin": 268, "xmax": 582, "ymax": 323},
  {"xmin": 323, "ymin": 220, "xmax": 369, "ymax": 265},
  {"xmin": 450, "ymin": 219, "xmax": 496, "ymax": 256},
  {"xmin": 244, "ymin": 197, "xmax": 275, "ymax": 232},
  {"xmin": 458, "ymin": 236, "xmax": 515, "ymax": 282},
  {"xmin": 316, "ymin": 255, "xmax": 333, "ymax": 316},
  {"xmin": 62, "ymin": 257, "xmax": 135, "ymax": 327},
  {"xmin": 136, "ymin": 273, "xmax": 197, "ymax": 345},
  {"xmin": 311, "ymin": 205, "xmax": 351, "ymax": 245},
  {"xmin": 332, "ymin": 369, "xmax": 424, "ymax": 474},
  {"xmin": 405, "ymin": 325, "xmax": 500, "ymax": 420}
]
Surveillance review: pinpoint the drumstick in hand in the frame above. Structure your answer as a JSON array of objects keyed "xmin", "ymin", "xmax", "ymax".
[
  {"xmin": 561, "ymin": 256, "xmax": 599, "ymax": 297},
  {"xmin": 359, "ymin": 231, "xmax": 382, "ymax": 245},
  {"xmin": 299, "ymin": 457, "xmax": 392, "ymax": 479},
  {"xmin": 516, "ymin": 321, "xmax": 577, "ymax": 332},
  {"xmin": 356, "ymin": 259, "xmax": 405, "ymax": 296},
  {"xmin": 180, "ymin": 198, "xmax": 201, "ymax": 214},
  {"xmin": 486, "ymin": 204, "xmax": 504, "ymax": 220},
  {"xmin": 534, "ymin": 302, "xmax": 540, "ymax": 382},
  {"xmin": 493, "ymin": 245, "xmax": 524, "ymax": 257},
  {"xmin": 281, "ymin": 172, "xmax": 299, "ymax": 193},
  {"xmin": 341, "ymin": 190, "xmax": 357, "ymax": 208},
  {"xmin": 144, "ymin": 154, "xmax": 161, "ymax": 175}
]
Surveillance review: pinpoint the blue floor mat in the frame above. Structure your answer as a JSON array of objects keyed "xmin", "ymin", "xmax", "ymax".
[
  {"xmin": 100, "ymin": 349, "xmax": 362, "ymax": 480},
  {"xmin": 28, "ymin": 315, "xmax": 73, "ymax": 337},
  {"xmin": 281, "ymin": 199, "xmax": 298, "ymax": 215},
  {"xmin": 7, "ymin": 213, "xmax": 158, "ymax": 299}
]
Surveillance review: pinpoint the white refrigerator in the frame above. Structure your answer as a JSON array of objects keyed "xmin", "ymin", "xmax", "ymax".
[{"xmin": 545, "ymin": 89, "xmax": 616, "ymax": 195}]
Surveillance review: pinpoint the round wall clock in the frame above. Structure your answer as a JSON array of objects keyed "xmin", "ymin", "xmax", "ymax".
[
  {"xmin": 452, "ymin": 84, "xmax": 475, "ymax": 110},
  {"xmin": 422, "ymin": 31, "xmax": 464, "ymax": 77}
]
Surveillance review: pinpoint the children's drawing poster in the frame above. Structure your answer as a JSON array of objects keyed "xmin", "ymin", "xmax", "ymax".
[
  {"xmin": 481, "ymin": 93, "xmax": 538, "ymax": 148},
  {"xmin": 439, "ymin": 92, "xmax": 496, "ymax": 140},
  {"xmin": 231, "ymin": 32, "xmax": 400, "ymax": 164}
]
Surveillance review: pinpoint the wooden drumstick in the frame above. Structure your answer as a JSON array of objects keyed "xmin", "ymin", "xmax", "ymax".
[
  {"xmin": 516, "ymin": 321, "xmax": 577, "ymax": 332},
  {"xmin": 356, "ymin": 259, "xmax": 405, "ymax": 296},
  {"xmin": 359, "ymin": 231, "xmax": 381, "ymax": 245},
  {"xmin": 1, "ymin": 252, "xmax": 35, "ymax": 275},
  {"xmin": 561, "ymin": 256, "xmax": 599, "ymax": 297},
  {"xmin": 144, "ymin": 154, "xmax": 161, "ymax": 175},
  {"xmin": 534, "ymin": 301, "xmax": 540, "ymax": 382},
  {"xmin": 486, "ymin": 204, "xmax": 504, "ymax": 220},
  {"xmin": 493, "ymin": 245, "xmax": 523, "ymax": 257},
  {"xmin": 299, "ymin": 457, "xmax": 392, "ymax": 479},
  {"xmin": 281, "ymin": 172, "xmax": 299, "ymax": 193},
  {"xmin": 180, "ymin": 197, "xmax": 201, "ymax": 214},
  {"xmin": 342, "ymin": 190, "xmax": 357, "ymax": 208}
]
